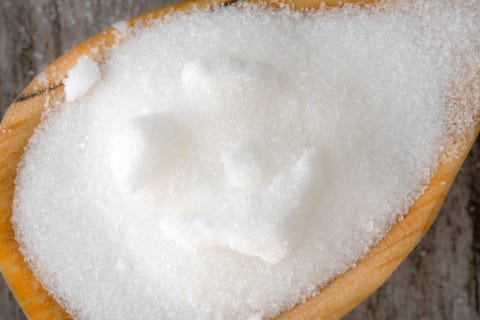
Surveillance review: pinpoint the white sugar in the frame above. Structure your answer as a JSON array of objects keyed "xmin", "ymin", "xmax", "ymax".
[
  {"xmin": 63, "ymin": 56, "xmax": 100, "ymax": 102},
  {"xmin": 13, "ymin": 1, "xmax": 480, "ymax": 320},
  {"xmin": 111, "ymin": 20, "xmax": 129, "ymax": 34}
]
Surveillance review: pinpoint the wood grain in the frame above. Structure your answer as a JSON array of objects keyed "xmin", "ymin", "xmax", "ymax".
[{"xmin": 0, "ymin": 1, "xmax": 479, "ymax": 320}]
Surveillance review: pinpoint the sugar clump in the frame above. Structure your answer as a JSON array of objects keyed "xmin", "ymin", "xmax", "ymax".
[
  {"xmin": 63, "ymin": 56, "xmax": 100, "ymax": 102},
  {"xmin": 12, "ymin": 1, "xmax": 480, "ymax": 320}
]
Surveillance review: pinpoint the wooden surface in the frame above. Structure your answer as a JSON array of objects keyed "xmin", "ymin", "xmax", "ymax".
[{"xmin": 0, "ymin": 1, "xmax": 479, "ymax": 319}]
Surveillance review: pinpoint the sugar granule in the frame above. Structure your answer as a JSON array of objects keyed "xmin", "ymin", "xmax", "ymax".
[{"xmin": 12, "ymin": 1, "xmax": 480, "ymax": 320}]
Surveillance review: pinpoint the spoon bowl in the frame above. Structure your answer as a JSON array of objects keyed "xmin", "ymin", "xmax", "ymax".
[{"xmin": 0, "ymin": 0, "xmax": 478, "ymax": 319}]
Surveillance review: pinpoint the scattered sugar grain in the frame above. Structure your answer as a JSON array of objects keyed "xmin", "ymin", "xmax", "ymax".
[
  {"xmin": 13, "ymin": 1, "xmax": 480, "ymax": 320},
  {"xmin": 112, "ymin": 20, "xmax": 129, "ymax": 34}
]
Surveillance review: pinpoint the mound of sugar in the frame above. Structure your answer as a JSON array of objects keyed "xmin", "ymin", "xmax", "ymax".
[
  {"xmin": 110, "ymin": 113, "xmax": 192, "ymax": 191},
  {"xmin": 12, "ymin": 1, "xmax": 480, "ymax": 320}
]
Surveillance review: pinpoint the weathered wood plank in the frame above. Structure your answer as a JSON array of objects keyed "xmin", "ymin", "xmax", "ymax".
[{"xmin": 0, "ymin": 1, "xmax": 478, "ymax": 319}]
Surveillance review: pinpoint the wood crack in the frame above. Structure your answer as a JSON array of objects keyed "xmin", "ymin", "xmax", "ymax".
[{"xmin": 13, "ymin": 84, "xmax": 63, "ymax": 103}]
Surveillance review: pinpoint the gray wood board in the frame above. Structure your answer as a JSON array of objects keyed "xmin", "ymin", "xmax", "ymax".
[{"xmin": 0, "ymin": 1, "xmax": 478, "ymax": 319}]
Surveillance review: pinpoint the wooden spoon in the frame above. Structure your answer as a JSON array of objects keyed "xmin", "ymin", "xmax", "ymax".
[{"xmin": 0, "ymin": 0, "xmax": 478, "ymax": 319}]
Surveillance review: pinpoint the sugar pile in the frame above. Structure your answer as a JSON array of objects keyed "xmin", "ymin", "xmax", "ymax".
[{"xmin": 12, "ymin": 1, "xmax": 480, "ymax": 319}]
